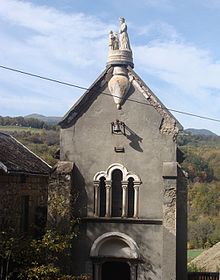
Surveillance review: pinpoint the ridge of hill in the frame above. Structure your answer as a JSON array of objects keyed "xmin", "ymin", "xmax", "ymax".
[
  {"xmin": 185, "ymin": 128, "xmax": 217, "ymax": 136},
  {"xmin": 25, "ymin": 114, "xmax": 62, "ymax": 124}
]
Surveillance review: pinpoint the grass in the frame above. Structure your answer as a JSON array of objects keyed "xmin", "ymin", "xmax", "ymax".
[
  {"xmin": 0, "ymin": 125, "xmax": 44, "ymax": 134},
  {"xmin": 187, "ymin": 249, "xmax": 204, "ymax": 262}
]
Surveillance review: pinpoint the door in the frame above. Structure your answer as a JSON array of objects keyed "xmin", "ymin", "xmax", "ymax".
[{"xmin": 101, "ymin": 261, "xmax": 130, "ymax": 280}]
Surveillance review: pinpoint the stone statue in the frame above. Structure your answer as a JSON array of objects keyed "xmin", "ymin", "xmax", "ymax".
[
  {"xmin": 107, "ymin": 18, "xmax": 134, "ymax": 68},
  {"xmin": 113, "ymin": 32, "xmax": 119, "ymax": 50},
  {"xmin": 119, "ymin": 17, "xmax": 131, "ymax": 50},
  {"xmin": 109, "ymin": 31, "xmax": 119, "ymax": 50},
  {"xmin": 109, "ymin": 31, "xmax": 114, "ymax": 50}
]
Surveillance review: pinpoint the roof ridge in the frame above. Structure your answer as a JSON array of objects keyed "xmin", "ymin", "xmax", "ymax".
[
  {"xmin": 59, "ymin": 66, "xmax": 111, "ymax": 128},
  {"xmin": 9, "ymin": 134, "xmax": 52, "ymax": 169},
  {"xmin": 0, "ymin": 131, "xmax": 12, "ymax": 137},
  {"xmin": 128, "ymin": 67, "xmax": 182, "ymax": 129}
]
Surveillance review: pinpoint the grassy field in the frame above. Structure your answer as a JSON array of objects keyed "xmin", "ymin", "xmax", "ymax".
[
  {"xmin": 187, "ymin": 249, "xmax": 204, "ymax": 262},
  {"xmin": 0, "ymin": 125, "xmax": 44, "ymax": 134}
]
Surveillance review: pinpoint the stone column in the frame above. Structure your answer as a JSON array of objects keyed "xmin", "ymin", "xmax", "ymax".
[
  {"xmin": 130, "ymin": 263, "xmax": 137, "ymax": 280},
  {"xmin": 94, "ymin": 181, "xmax": 100, "ymax": 217},
  {"xmin": 121, "ymin": 181, "xmax": 128, "ymax": 217},
  {"xmin": 105, "ymin": 180, "xmax": 112, "ymax": 217},
  {"xmin": 133, "ymin": 183, "xmax": 140, "ymax": 218},
  {"xmin": 93, "ymin": 261, "xmax": 102, "ymax": 280}
]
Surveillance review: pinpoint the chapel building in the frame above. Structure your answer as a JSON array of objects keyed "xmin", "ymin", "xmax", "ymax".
[{"xmin": 59, "ymin": 18, "xmax": 187, "ymax": 280}]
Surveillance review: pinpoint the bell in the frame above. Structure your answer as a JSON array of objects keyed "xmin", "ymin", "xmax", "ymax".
[
  {"xmin": 113, "ymin": 120, "xmax": 121, "ymax": 133},
  {"xmin": 111, "ymin": 120, "xmax": 125, "ymax": 134}
]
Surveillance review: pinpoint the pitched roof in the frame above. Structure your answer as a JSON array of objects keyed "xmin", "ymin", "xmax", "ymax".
[
  {"xmin": 0, "ymin": 132, "xmax": 51, "ymax": 175},
  {"xmin": 59, "ymin": 66, "xmax": 112, "ymax": 128},
  {"xmin": 59, "ymin": 66, "xmax": 182, "ymax": 138}
]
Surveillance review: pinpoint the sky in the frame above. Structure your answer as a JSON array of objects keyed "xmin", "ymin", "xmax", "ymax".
[{"xmin": 0, "ymin": 0, "xmax": 220, "ymax": 135}]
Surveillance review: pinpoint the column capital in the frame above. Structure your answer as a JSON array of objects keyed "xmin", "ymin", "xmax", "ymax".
[
  {"xmin": 105, "ymin": 180, "xmax": 112, "ymax": 188},
  {"xmin": 122, "ymin": 184, "xmax": 128, "ymax": 190},
  {"xmin": 121, "ymin": 180, "xmax": 128, "ymax": 185},
  {"xmin": 133, "ymin": 181, "xmax": 141, "ymax": 186},
  {"xmin": 94, "ymin": 181, "xmax": 100, "ymax": 187},
  {"xmin": 93, "ymin": 180, "xmax": 100, "ymax": 185},
  {"xmin": 105, "ymin": 180, "xmax": 112, "ymax": 185},
  {"xmin": 133, "ymin": 185, "xmax": 140, "ymax": 190}
]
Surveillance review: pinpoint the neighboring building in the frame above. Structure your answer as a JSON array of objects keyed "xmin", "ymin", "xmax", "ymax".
[
  {"xmin": 58, "ymin": 18, "xmax": 187, "ymax": 280},
  {"xmin": 0, "ymin": 132, "xmax": 51, "ymax": 236}
]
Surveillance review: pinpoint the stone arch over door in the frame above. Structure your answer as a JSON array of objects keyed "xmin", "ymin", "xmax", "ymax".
[{"xmin": 90, "ymin": 232, "xmax": 140, "ymax": 280}]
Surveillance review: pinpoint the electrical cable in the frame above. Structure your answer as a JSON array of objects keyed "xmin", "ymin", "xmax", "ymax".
[{"xmin": 1, "ymin": 64, "xmax": 220, "ymax": 123}]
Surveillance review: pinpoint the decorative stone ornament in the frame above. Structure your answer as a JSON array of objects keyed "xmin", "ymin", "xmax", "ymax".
[
  {"xmin": 107, "ymin": 17, "xmax": 133, "ymax": 68},
  {"xmin": 108, "ymin": 66, "xmax": 130, "ymax": 109}
]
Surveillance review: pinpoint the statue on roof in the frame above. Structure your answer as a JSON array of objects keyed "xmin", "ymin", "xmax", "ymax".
[
  {"xmin": 109, "ymin": 31, "xmax": 119, "ymax": 50},
  {"xmin": 119, "ymin": 17, "xmax": 131, "ymax": 50},
  {"xmin": 107, "ymin": 17, "xmax": 133, "ymax": 68},
  {"xmin": 113, "ymin": 32, "xmax": 119, "ymax": 50}
]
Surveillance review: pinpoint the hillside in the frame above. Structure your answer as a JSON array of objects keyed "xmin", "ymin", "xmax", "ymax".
[
  {"xmin": 177, "ymin": 133, "xmax": 220, "ymax": 253},
  {"xmin": 0, "ymin": 125, "xmax": 59, "ymax": 166},
  {"xmin": 25, "ymin": 114, "xmax": 62, "ymax": 124},
  {"xmin": 185, "ymin": 128, "xmax": 217, "ymax": 136}
]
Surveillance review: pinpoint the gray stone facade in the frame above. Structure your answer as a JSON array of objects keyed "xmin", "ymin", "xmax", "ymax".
[{"xmin": 58, "ymin": 19, "xmax": 187, "ymax": 280}]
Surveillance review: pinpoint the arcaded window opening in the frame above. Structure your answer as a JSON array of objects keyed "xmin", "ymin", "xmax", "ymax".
[{"xmin": 93, "ymin": 163, "xmax": 141, "ymax": 218}]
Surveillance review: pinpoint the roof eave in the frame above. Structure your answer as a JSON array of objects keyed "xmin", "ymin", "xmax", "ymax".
[{"xmin": 0, "ymin": 161, "xmax": 7, "ymax": 173}]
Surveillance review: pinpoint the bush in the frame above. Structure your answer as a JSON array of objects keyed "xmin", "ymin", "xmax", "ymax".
[{"xmin": 0, "ymin": 229, "xmax": 89, "ymax": 280}]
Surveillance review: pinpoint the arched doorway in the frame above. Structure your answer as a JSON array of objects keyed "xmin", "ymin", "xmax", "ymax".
[
  {"xmin": 102, "ymin": 261, "xmax": 130, "ymax": 280},
  {"xmin": 90, "ymin": 232, "xmax": 140, "ymax": 280}
]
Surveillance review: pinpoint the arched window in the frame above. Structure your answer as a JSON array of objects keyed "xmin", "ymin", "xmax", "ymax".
[
  {"xmin": 99, "ymin": 177, "xmax": 106, "ymax": 217},
  {"xmin": 128, "ymin": 177, "xmax": 134, "ymax": 217},
  {"xmin": 93, "ymin": 163, "xmax": 141, "ymax": 218},
  {"xmin": 111, "ymin": 169, "xmax": 122, "ymax": 217}
]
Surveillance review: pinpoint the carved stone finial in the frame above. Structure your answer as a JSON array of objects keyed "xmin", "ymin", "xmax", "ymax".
[
  {"xmin": 108, "ymin": 66, "xmax": 130, "ymax": 109},
  {"xmin": 107, "ymin": 17, "xmax": 133, "ymax": 68}
]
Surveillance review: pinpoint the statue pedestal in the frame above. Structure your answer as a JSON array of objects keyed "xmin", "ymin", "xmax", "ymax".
[{"xmin": 107, "ymin": 49, "xmax": 134, "ymax": 68}]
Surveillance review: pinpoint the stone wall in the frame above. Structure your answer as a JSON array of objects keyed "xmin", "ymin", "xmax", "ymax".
[
  {"xmin": 0, "ymin": 172, "xmax": 48, "ymax": 235},
  {"xmin": 48, "ymin": 161, "xmax": 74, "ymax": 232}
]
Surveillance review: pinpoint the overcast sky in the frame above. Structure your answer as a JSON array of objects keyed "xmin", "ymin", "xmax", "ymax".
[{"xmin": 0, "ymin": 0, "xmax": 220, "ymax": 134}]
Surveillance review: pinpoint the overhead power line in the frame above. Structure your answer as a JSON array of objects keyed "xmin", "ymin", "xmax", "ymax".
[
  {"xmin": 1, "ymin": 64, "xmax": 220, "ymax": 124},
  {"xmin": 0, "ymin": 65, "xmax": 87, "ymax": 90}
]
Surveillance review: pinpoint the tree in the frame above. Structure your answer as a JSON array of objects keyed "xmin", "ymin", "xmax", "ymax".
[
  {"xmin": 0, "ymin": 189, "xmax": 88, "ymax": 280},
  {"xmin": 188, "ymin": 217, "xmax": 214, "ymax": 248}
]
